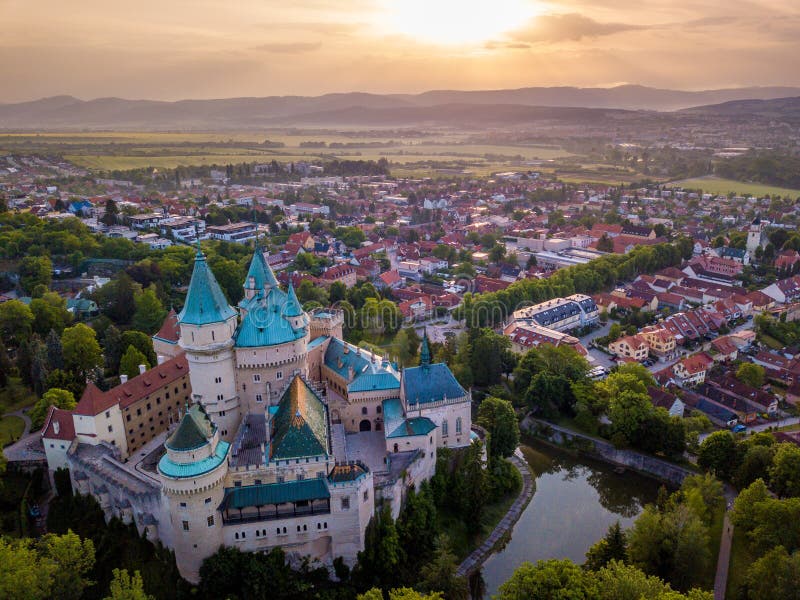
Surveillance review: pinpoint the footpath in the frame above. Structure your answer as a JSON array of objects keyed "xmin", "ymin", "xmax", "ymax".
[{"xmin": 455, "ymin": 449, "xmax": 534, "ymax": 578}]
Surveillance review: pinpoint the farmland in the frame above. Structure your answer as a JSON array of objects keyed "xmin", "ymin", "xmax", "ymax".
[{"xmin": 669, "ymin": 175, "xmax": 800, "ymax": 199}]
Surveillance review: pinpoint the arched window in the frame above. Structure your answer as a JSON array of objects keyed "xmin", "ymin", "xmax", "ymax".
[
  {"xmin": 456, "ymin": 417, "xmax": 462, "ymax": 434},
  {"xmin": 442, "ymin": 419, "xmax": 449, "ymax": 436},
  {"xmin": 361, "ymin": 406, "xmax": 368, "ymax": 415}
]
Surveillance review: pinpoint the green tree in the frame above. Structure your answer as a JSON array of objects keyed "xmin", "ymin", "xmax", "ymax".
[
  {"xmin": 0, "ymin": 299, "xmax": 34, "ymax": 347},
  {"xmin": 769, "ymin": 443, "xmax": 800, "ymax": 498},
  {"xmin": 329, "ymin": 281, "xmax": 347, "ymax": 304},
  {"xmin": 355, "ymin": 506, "xmax": 402, "ymax": 590},
  {"xmin": 40, "ymin": 530, "xmax": 95, "ymax": 600},
  {"xmin": 419, "ymin": 535, "xmax": 468, "ymax": 600},
  {"xmin": 103, "ymin": 569, "xmax": 154, "ymax": 600},
  {"xmin": 397, "ymin": 484, "xmax": 438, "ymax": 575},
  {"xmin": 477, "ymin": 396, "xmax": 519, "ymax": 458},
  {"xmin": 119, "ymin": 346, "xmax": 150, "ymax": 380},
  {"xmin": 0, "ymin": 538, "xmax": 56, "ymax": 599},
  {"xmin": 131, "ymin": 286, "xmax": 167, "ymax": 334},
  {"xmin": 732, "ymin": 478, "xmax": 770, "ymax": 532},
  {"xmin": 608, "ymin": 389, "xmax": 654, "ymax": 448},
  {"xmin": 62, "ymin": 323, "xmax": 102, "ymax": 381},
  {"xmin": 45, "ymin": 329, "xmax": 65, "ymax": 371},
  {"xmin": 30, "ymin": 388, "xmax": 76, "ymax": 430},
  {"xmin": 698, "ymin": 431, "xmax": 739, "ymax": 480},
  {"xmin": 735, "ymin": 444, "xmax": 775, "ymax": 490},
  {"xmin": 101, "ymin": 199, "xmax": 119, "ymax": 226},
  {"xmin": 30, "ymin": 292, "xmax": 71, "ymax": 336},
  {"xmin": 584, "ymin": 522, "xmax": 628, "ymax": 571},
  {"xmin": 19, "ymin": 255, "xmax": 53, "ymax": 293},
  {"xmin": 594, "ymin": 560, "xmax": 713, "ymax": 600},
  {"xmin": 463, "ymin": 441, "xmax": 488, "ymax": 533},
  {"xmin": 94, "ymin": 273, "xmax": 139, "ymax": 324},
  {"xmin": 496, "ymin": 559, "xmax": 597, "ymax": 600},
  {"xmin": 120, "ymin": 330, "xmax": 157, "ymax": 369},
  {"xmin": 359, "ymin": 589, "xmax": 443, "ymax": 600},
  {"xmin": 736, "ymin": 362, "xmax": 766, "ymax": 388},
  {"xmin": 744, "ymin": 546, "xmax": 800, "ymax": 600},
  {"xmin": 597, "ymin": 234, "xmax": 614, "ymax": 252},
  {"xmin": 103, "ymin": 325, "xmax": 124, "ymax": 371}
]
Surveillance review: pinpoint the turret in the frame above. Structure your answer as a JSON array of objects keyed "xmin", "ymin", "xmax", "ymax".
[
  {"xmin": 178, "ymin": 248, "xmax": 240, "ymax": 441},
  {"xmin": 242, "ymin": 245, "xmax": 278, "ymax": 304},
  {"xmin": 158, "ymin": 404, "xmax": 229, "ymax": 583}
]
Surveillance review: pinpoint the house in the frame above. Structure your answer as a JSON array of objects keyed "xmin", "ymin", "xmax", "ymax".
[
  {"xmin": 378, "ymin": 270, "xmax": 403, "ymax": 290},
  {"xmin": 647, "ymin": 386, "xmax": 685, "ymax": 418},
  {"xmin": 608, "ymin": 335, "xmax": 650, "ymax": 362},
  {"xmin": 709, "ymin": 336, "xmax": 739, "ymax": 362},
  {"xmin": 671, "ymin": 353, "xmax": 713, "ymax": 386},
  {"xmin": 763, "ymin": 275, "xmax": 800, "ymax": 304},
  {"xmin": 640, "ymin": 326, "xmax": 677, "ymax": 360},
  {"xmin": 320, "ymin": 264, "xmax": 357, "ymax": 288}
]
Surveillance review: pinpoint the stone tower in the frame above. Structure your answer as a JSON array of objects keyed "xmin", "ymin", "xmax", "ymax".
[
  {"xmin": 747, "ymin": 215, "xmax": 764, "ymax": 255},
  {"xmin": 158, "ymin": 404, "xmax": 229, "ymax": 583},
  {"xmin": 178, "ymin": 247, "xmax": 241, "ymax": 440}
]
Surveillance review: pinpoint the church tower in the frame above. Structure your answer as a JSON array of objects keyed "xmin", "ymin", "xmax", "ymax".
[
  {"xmin": 178, "ymin": 246, "xmax": 241, "ymax": 440},
  {"xmin": 747, "ymin": 215, "xmax": 764, "ymax": 255}
]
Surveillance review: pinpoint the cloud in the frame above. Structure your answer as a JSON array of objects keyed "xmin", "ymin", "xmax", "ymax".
[
  {"xmin": 511, "ymin": 13, "xmax": 644, "ymax": 43},
  {"xmin": 252, "ymin": 42, "xmax": 322, "ymax": 54},
  {"xmin": 485, "ymin": 41, "xmax": 531, "ymax": 50}
]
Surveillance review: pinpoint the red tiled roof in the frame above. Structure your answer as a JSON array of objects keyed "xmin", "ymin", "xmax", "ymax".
[
  {"xmin": 41, "ymin": 406, "xmax": 76, "ymax": 441},
  {"xmin": 154, "ymin": 308, "xmax": 180, "ymax": 343},
  {"xmin": 74, "ymin": 354, "xmax": 189, "ymax": 416}
]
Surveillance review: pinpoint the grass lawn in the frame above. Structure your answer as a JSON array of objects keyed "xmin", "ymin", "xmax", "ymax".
[
  {"xmin": 440, "ymin": 488, "xmax": 520, "ymax": 561},
  {"xmin": 0, "ymin": 378, "xmax": 37, "ymax": 414},
  {"xmin": 726, "ymin": 528, "xmax": 754, "ymax": 599},
  {"xmin": 0, "ymin": 416, "xmax": 25, "ymax": 447},
  {"xmin": 758, "ymin": 333, "xmax": 784, "ymax": 350},
  {"xmin": 670, "ymin": 176, "xmax": 800, "ymax": 199}
]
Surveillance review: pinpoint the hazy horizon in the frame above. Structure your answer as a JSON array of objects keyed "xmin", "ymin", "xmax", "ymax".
[{"xmin": 1, "ymin": 0, "xmax": 799, "ymax": 103}]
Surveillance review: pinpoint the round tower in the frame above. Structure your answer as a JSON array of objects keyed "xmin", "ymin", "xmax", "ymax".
[
  {"xmin": 178, "ymin": 248, "xmax": 241, "ymax": 440},
  {"xmin": 158, "ymin": 404, "xmax": 229, "ymax": 583}
]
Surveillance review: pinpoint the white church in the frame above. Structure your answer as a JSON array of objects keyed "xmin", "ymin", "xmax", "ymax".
[{"xmin": 41, "ymin": 244, "xmax": 473, "ymax": 582}]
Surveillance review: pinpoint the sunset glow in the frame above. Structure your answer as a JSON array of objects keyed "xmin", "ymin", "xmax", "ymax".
[{"xmin": 378, "ymin": 0, "xmax": 541, "ymax": 45}]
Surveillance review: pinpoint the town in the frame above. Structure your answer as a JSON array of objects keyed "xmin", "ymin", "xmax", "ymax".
[{"xmin": 2, "ymin": 140, "xmax": 800, "ymax": 599}]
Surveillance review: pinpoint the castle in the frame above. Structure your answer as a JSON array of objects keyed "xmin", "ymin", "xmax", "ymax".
[{"xmin": 41, "ymin": 245, "xmax": 472, "ymax": 582}]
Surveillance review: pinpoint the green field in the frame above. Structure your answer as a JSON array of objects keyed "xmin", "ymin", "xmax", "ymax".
[
  {"xmin": 670, "ymin": 176, "xmax": 800, "ymax": 198},
  {"xmin": 0, "ymin": 131, "xmax": 575, "ymax": 173}
]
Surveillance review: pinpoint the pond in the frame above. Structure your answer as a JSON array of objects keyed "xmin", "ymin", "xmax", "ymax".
[{"xmin": 479, "ymin": 440, "xmax": 664, "ymax": 597}]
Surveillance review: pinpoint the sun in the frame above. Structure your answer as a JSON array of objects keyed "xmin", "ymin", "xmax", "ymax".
[{"xmin": 378, "ymin": 0, "xmax": 540, "ymax": 46}]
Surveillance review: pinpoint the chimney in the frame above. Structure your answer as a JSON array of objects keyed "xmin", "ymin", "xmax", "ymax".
[
  {"xmin": 120, "ymin": 374, "xmax": 128, "ymax": 384},
  {"xmin": 138, "ymin": 364, "xmax": 146, "ymax": 375},
  {"xmin": 157, "ymin": 355, "xmax": 166, "ymax": 365}
]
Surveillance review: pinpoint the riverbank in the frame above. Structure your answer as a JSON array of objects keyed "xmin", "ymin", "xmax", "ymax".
[
  {"xmin": 522, "ymin": 415, "xmax": 697, "ymax": 486},
  {"xmin": 456, "ymin": 451, "xmax": 534, "ymax": 578}
]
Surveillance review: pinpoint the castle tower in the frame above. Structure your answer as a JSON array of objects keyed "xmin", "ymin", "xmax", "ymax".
[
  {"xmin": 747, "ymin": 215, "xmax": 764, "ymax": 255},
  {"xmin": 242, "ymin": 244, "xmax": 278, "ymax": 306},
  {"xmin": 158, "ymin": 404, "xmax": 229, "ymax": 583},
  {"xmin": 178, "ymin": 247, "xmax": 241, "ymax": 440}
]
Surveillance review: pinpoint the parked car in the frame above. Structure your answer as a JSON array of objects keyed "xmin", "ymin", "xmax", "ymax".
[{"xmin": 731, "ymin": 424, "xmax": 747, "ymax": 433}]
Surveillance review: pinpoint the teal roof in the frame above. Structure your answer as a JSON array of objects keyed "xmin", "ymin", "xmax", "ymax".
[
  {"xmin": 382, "ymin": 397, "xmax": 436, "ymax": 438},
  {"xmin": 244, "ymin": 248, "xmax": 278, "ymax": 292},
  {"xmin": 324, "ymin": 338, "xmax": 400, "ymax": 393},
  {"xmin": 403, "ymin": 362, "xmax": 467, "ymax": 406},
  {"xmin": 178, "ymin": 251, "xmax": 237, "ymax": 326},
  {"xmin": 220, "ymin": 478, "xmax": 329, "ymax": 511},
  {"xmin": 234, "ymin": 287, "xmax": 306, "ymax": 348},
  {"xmin": 158, "ymin": 440, "xmax": 230, "ymax": 479},
  {"xmin": 387, "ymin": 417, "xmax": 437, "ymax": 439},
  {"xmin": 270, "ymin": 376, "xmax": 329, "ymax": 461},
  {"xmin": 284, "ymin": 282, "xmax": 304, "ymax": 317},
  {"xmin": 165, "ymin": 404, "xmax": 215, "ymax": 451},
  {"xmin": 307, "ymin": 335, "xmax": 329, "ymax": 350}
]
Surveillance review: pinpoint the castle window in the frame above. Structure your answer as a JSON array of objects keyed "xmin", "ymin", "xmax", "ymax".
[
  {"xmin": 207, "ymin": 516, "xmax": 214, "ymax": 527},
  {"xmin": 253, "ymin": 374, "xmax": 261, "ymax": 383},
  {"xmin": 277, "ymin": 528, "xmax": 281, "ymax": 535},
  {"xmin": 456, "ymin": 417, "xmax": 462, "ymax": 434},
  {"xmin": 241, "ymin": 531, "xmax": 245, "ymax": 539},
  {"xmin": 211, "ymin": 331, "xmax": 215, "ymax": 341},
  {"xmin": 341, "ymin": 497, "xmax": 350, "ymax": 511},
  {"xmin": 376, "ymin": 405, "xmax": 382, "ymax": 414},
  {"xmin": 235, "ymin": 532, "xmax": 239, "ymax": 540},
  {"xmin": 255, "ymin": 530, "xmax": 259, "ymax": 537},
  {"xmin": 205, "ymin": 497, "xmax": 212, "ymax": 504},
  {"xmin": 303, "ymin": 524, "xmax": 307, "ymax": 531},
  {"xmin": 297, "ymin": 525, "xmax": 301, "ymax": 532},
  {"xmin": 317, "ymin": 523, "xmax": 321, "ymax": 530},
  {"xmin": 107, "ymin": 425, "xmax": 113, "ymax": 433},
  {"xmin": 182, "ymin": 521, "xmax": 189, "ymax": 531},
  {"xmin": 442, "ymin": 420, "xmax": 449, "ymax": 437},
  {"xmin": 361, "ymin": 407, "xmax": 368, "ymax": 415},
  {"xmin": 324, "ymin": 522, "xmax": 328, "ymax": 529},
  {"xmin": 126, "ymin": 415, "xmax": 131, "ymax": 422},
  {"xmin": 234, "ymin": 481, "xmax": 242, "ymax": 487},
  {"xmin": 256, "ymin": 394, "xmax": 263, "ymax": 403},
  {"xmin": 276, "ymin": 371, "xmax": 283, "ymax": 380},
  {"xmin": 262, "ymin": 530, "xmax": 266, "ymax": 536},
  {"xmin": 363, "ymin": 490, "xmax": 369, "ymax": 502},
  {"xmin": 105, "ymin": 410, "xmax": 110, "ymax": 418}
]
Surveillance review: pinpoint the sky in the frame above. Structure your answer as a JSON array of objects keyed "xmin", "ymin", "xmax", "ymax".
[{"xmin": 1, "ymin": 0, "xmax": 799, "ymax": 102}]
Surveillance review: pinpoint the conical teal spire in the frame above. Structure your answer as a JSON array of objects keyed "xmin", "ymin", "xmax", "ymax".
[
  {"xmin": 178, "ymin": 251, "xmax": 237, "ymax": 325},
  {"xmin": 284, "ymin": 280, "xmax": 304, "ymax": 318},
  {"xmin": 419, "ymin": 330, "xmax": 431, "ymax": 368},
  {"xmin": 244, "ymin": 246, "xmax": 278, "ymax": 293}
]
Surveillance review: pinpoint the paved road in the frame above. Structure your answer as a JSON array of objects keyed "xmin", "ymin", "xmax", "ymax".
[
  {"xmin": 698, "ymin": 416, "xmax": 800, "ymax": 443},
  {"xmin": 714, "ymin": 484, "xmax": 739, "ymax": 600}
]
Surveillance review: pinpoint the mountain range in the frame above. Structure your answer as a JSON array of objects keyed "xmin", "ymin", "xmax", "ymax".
[{"xmin": 1, "ymin": 85, "xmax": 799, "ymax": 130}]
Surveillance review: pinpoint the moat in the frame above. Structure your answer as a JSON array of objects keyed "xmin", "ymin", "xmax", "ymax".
[{"xmin": 480, "ymin": 439, "xmax": 663, "ymax": 597}]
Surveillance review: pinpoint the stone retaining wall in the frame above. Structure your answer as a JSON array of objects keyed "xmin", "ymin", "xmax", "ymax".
[{"xmin": 522, "ymin": 416, "xmax": 695, "ymax": 486}]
